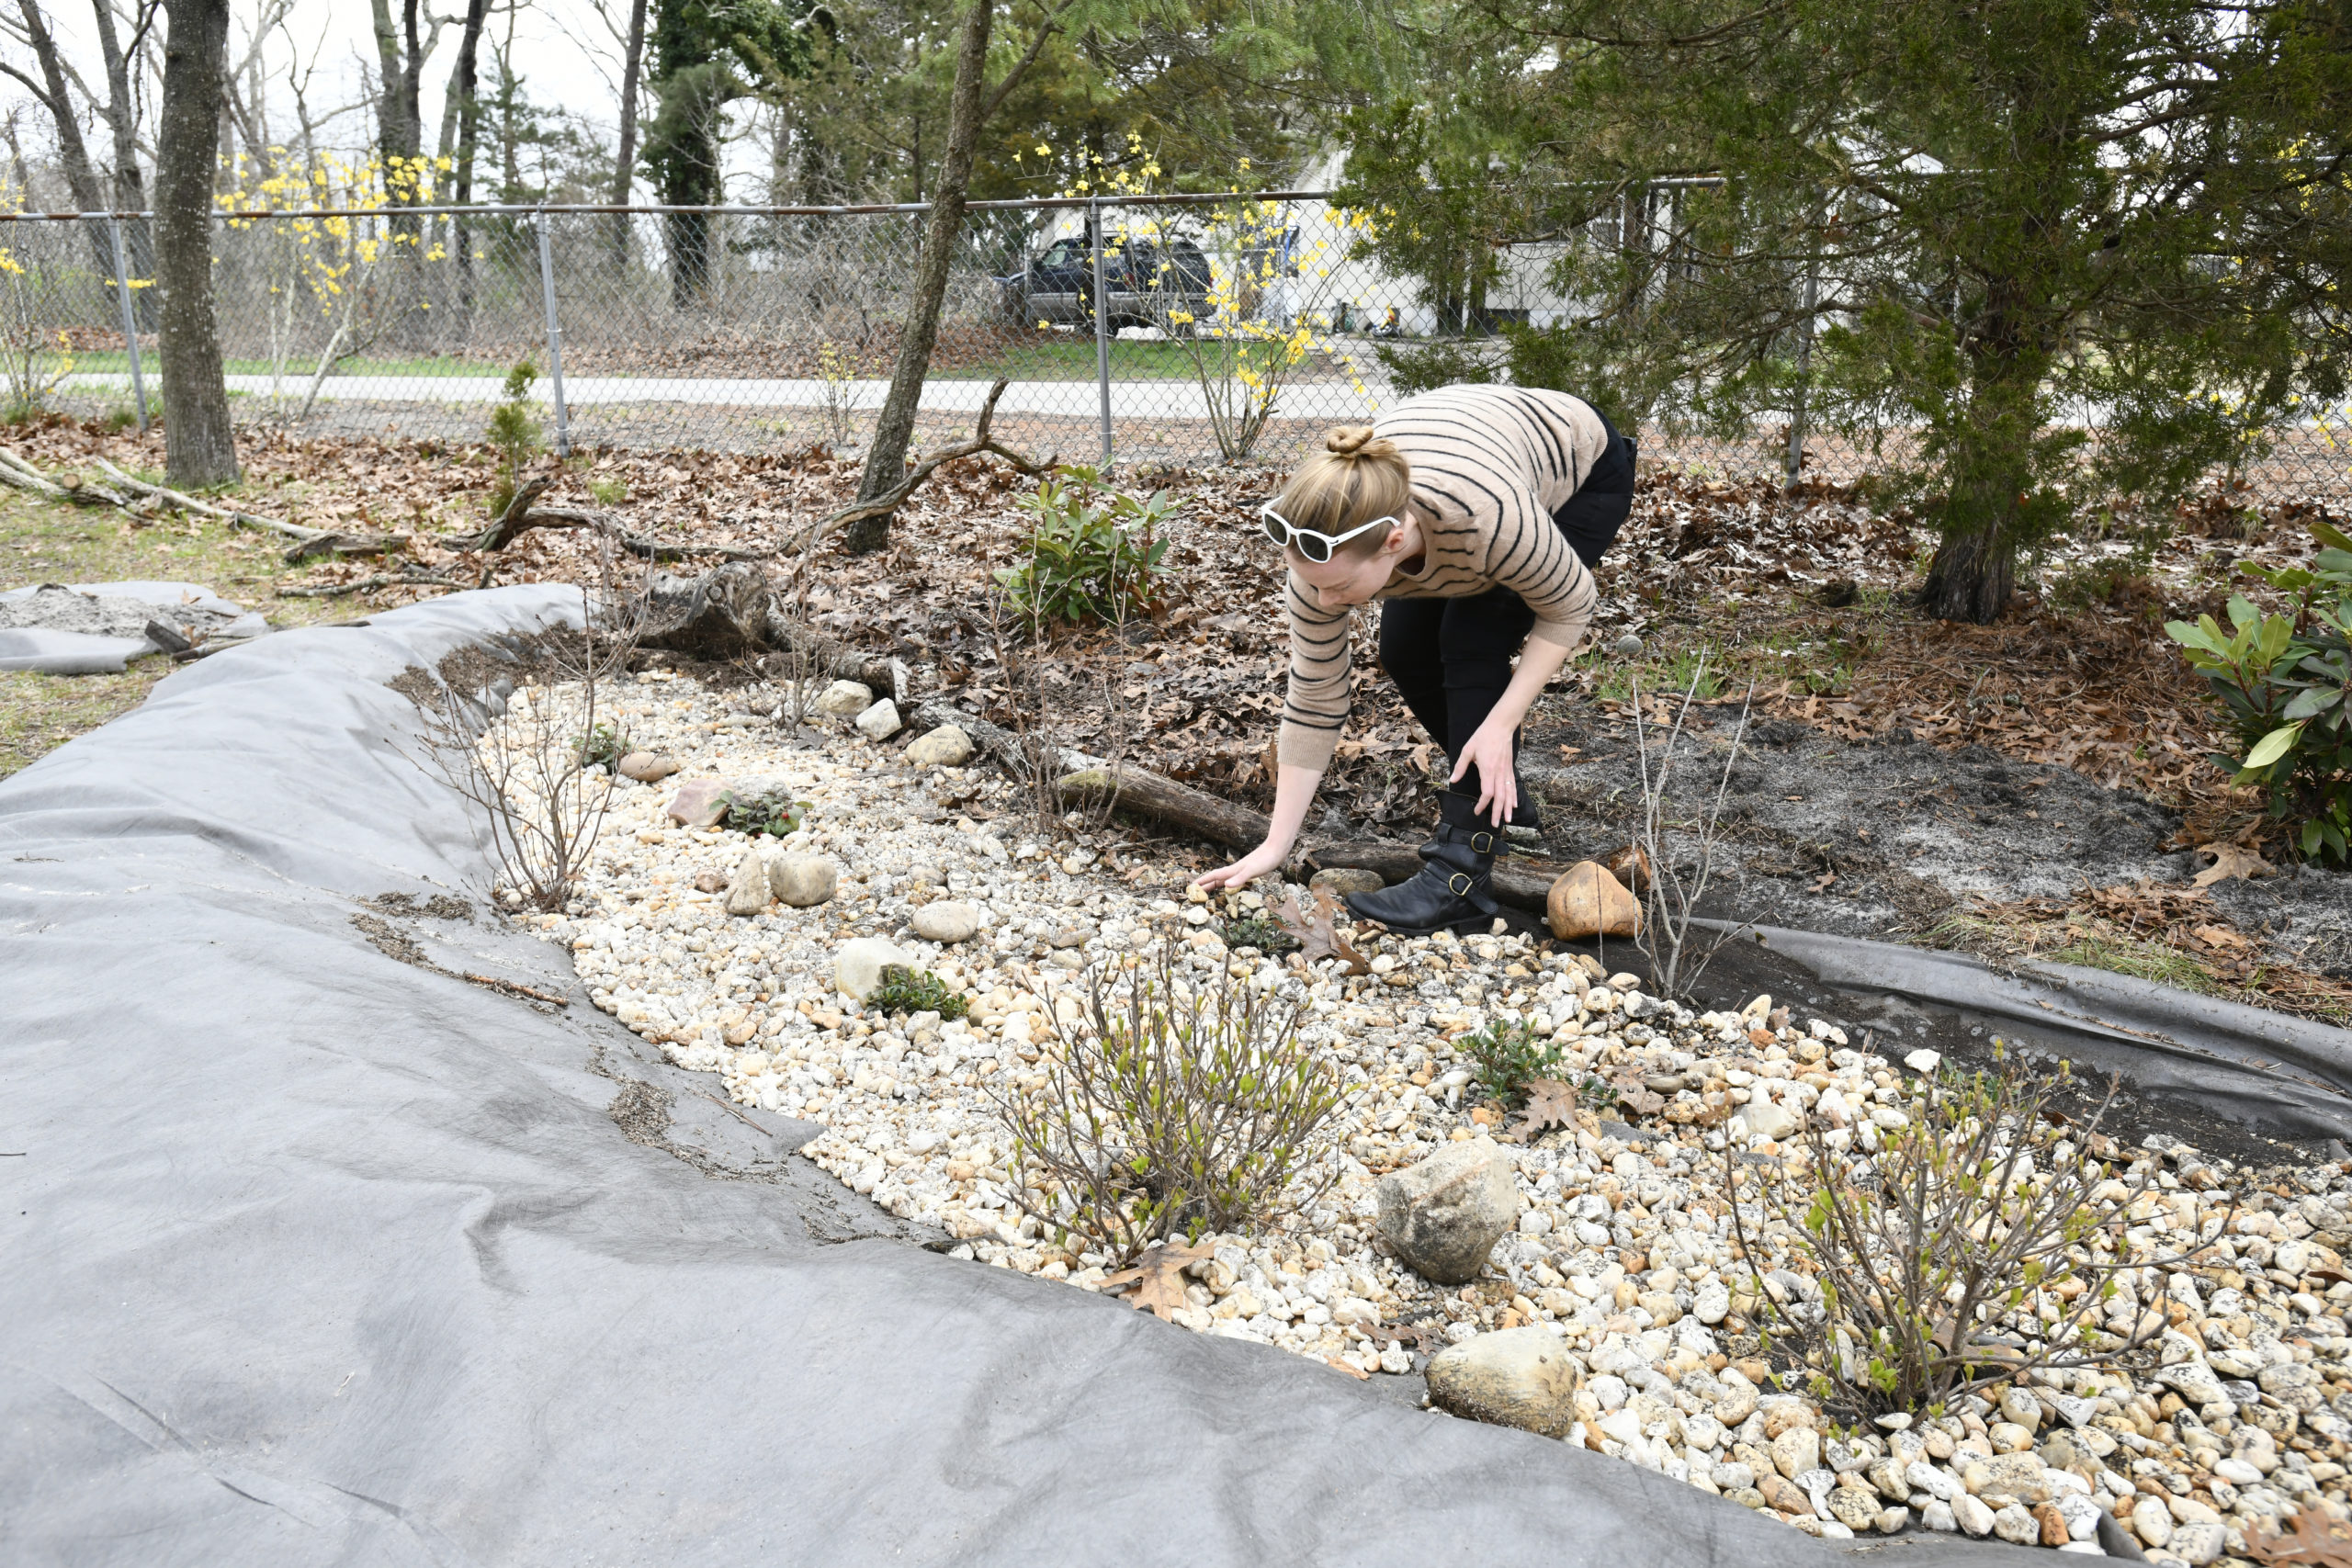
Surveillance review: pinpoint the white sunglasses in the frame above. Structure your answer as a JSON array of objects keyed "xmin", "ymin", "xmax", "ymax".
[{"xmin": 1260, "ymin": 502, "xmax": 1403, "ymax": 563}]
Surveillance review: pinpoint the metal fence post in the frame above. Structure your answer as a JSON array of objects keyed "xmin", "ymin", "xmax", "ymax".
[
  {"xmin": 104, "ymin": 215, "xmax": 149, "ymax": 430},
  {"xmin": 535, "ymin": 207, "xmax": 571, "ymax": 457},
  {"xmin": 1091, "ymin": 197, "xmax": 1113, "ymax": 465},
  {"xmin": 1784, "ymin": 238, "xmax": 1819, "ymax": 496}
]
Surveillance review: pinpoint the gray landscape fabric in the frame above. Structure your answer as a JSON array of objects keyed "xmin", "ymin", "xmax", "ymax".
[{"xmin": 4, "ymin": 586, "xmax": 2041, "ymax": 1566}]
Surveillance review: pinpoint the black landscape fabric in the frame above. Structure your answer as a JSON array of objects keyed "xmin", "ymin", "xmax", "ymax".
[{"xmin": 0, "ymin": 588, "xmax": 2077, "ymax": 1564}]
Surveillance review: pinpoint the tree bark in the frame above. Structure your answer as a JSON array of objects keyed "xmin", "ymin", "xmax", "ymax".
[
  {"xmin": 8, "ymin": 0, "xmax": 115, "ymax": 276},
  {"xmin": 446, "ymin": 0, "xmax": 489, "ymax": 318},
  {"xmin": 156, "ymin": 0, "xmax": 238, "ymax": 487},
  {"xmin": 611, "ymin": 0, "xmax": 649, "ymax": 203},
  {"xmin": 846, "ymin": 0, "xmax": 995, "ymax": 551}
]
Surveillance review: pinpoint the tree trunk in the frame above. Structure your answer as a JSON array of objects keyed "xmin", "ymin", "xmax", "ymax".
[
  {"xmin": 156, "ymin": 0, "xmax": 238, "ymax": 487},
  {"xmin": 446, "ymin": 0, "xmax": 488, "ymax": 320},
  {"xmin": 610, "ymin": 0, "xmax": 649, "ymax": 270},
  {"xmin": 12, "ymin": 0, "xmax": 113, "ymax": 276},
  {"xmin": 1918, "ymin": 308, "xmax": 2046, "ymax": 625},
  {"xmin": 847, "ymin": 0, "xmax": 995, "ymax": 550}
]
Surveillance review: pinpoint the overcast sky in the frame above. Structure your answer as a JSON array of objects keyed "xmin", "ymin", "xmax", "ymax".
[{"xmin": 4, "ymin": 1, "xmax": 702, "ymax": 197}]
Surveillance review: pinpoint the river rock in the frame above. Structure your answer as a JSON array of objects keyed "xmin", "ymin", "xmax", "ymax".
[
  {"xmin": 1742, "ymin": 1100, "xmax": 1800, "ymax": 1142},
  {"xmin": 903, "ymin": 725, "xmax": 976, "ymax": 767},
  {"xmin": 855, "ymin": 697, "xmax": 903, "ymax": 740},
  {"xmin": 835, "ymin": 937, "xmax": 912, "ymax": 1001},
  {"xmin": 1951, "ymin": 1493, "xmax": 1995, "ymax": 1537},
  {"xmin": 2169, "ymin": 1520, "xmax": 2227, "ymax": 1565},
  {"xmin": 1423, "ymin": 1326, "xmax": 1582, "ymax": 1437},
  {"xmin": 1771, "ymin": 1425, "xmax": 1820, "ymax": 1479},
  {"xmin": 1694, "ymin": 1280, "xmax": 1730, "ymax": 1325},
  {"xmin": 1309, "ymin": 866, "xmax": 1386, "ymax": 898},
  {"xmin": 724, "ymin": 847, "xmax": 770, "ymax": 916},
  {"xmin": 617, "ymin": 751, "xmax": 680, "ymax": 783},
  {"xmin": 667, "ymin": 779, "xmax": 730, "ymax": 828},
  {"xmin": 2131, "ymin": 1495, "xmax": 2173, "ymax": 1549},
  {"xmin": 911, "ymin": 899, "xmax": 981, "ymax": 943},
  {"xmin": 816, "ymin": 680, "xmax": 872, "ymax": 716},
  {"xmin": 1374, "ymin": 1137, "xmax": 1517, "ymax": 1285},
  {"xmin": 1825, "ymin": 1485, "xmax": 1883, "ymax": 1532},
  {"xmin": 768, "ymin": 853, "xmax": 838, "ymax": 908}
]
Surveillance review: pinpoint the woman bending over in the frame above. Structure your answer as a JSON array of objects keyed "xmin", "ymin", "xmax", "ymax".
[{"xmin": 1194, "ymin": 382, "xmax": 1636, "ymax": 935}]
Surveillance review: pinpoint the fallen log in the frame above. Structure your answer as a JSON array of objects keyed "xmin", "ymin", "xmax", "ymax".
[
  {"xmin": 1045, "ymin": 759, "xmax": 1569, "ymax": 915},
  {"xmin": 84, "ymin": 455, "xmax": 393, "ymax": 555},
  {"xmin": 769, "ymin": 611, "xmax": 904, "ymax": 701}
]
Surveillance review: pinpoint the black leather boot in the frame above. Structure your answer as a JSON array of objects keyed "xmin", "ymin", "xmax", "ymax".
[{"xmin": 1341, "ymin": 795, "xmax": 1501, "ymax": 936}]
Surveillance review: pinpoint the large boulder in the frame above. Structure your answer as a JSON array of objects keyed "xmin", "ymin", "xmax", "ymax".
[
  {"xmin": 1424, "ymin": 1327, "xmax": 1581, "ymax": 1438},
  {"xmin": 1374, "ymin": 1137, "xmax": 1516, "ymax": 1285}
]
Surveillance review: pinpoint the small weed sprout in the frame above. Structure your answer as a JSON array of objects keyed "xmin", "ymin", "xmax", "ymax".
[
  {"xmin": 815, "ymin": 341, "xmax": 861, "ymax": 447},
  {"xmin": 1728, "ymin": 1056, "xmax": 2211, "ymax": 1421},
  {"xmin": 989, "ymin": 949, "xmax": 1344, "ymax": 1266},
  {"xmin": 868, "ymin": 964, "xmax": 969, "ymax": 1021},
  {"xmin": 1460, "ymin": 1017, "xmax": 1563, "ymax": 1109},
  {"xmin": 577, "ymin": 720, "xmax": 631, "ymax": 771},
  {"xmin": 485, "ymin": 361, "xmax": 543, "ymax": 520},
  {"xmin": 1217, "ymin": 911, "xmax": 1300, "ymax": 954},
  {"xmin": 721, "ymin": 786, "xmax": 806, "ymax": 838}
]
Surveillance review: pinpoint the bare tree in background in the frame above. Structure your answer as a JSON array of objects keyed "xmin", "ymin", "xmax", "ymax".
[
  {"xmin": 2, "ymin": 2, "xmax": 115, "ymax": 273},
  {"xmin": 848, "ymin": 0, "xmax": 1061, "ymax": 553},
  {"xmin": 90, "ymin": 0, "xmax": 160, "ymax": 325},
  {"xmin": 156, "ymin": 0, "xmax": 236, "ymax": 485},
  {"xmin": 607, "ymin": 0, "xmax": 648, "ymax": 268}
]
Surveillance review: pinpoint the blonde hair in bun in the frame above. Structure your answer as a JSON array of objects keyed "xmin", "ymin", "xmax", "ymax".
[{"xmin": 1272, "ymin": 426, "xmax": 1411, "ymax": 558}]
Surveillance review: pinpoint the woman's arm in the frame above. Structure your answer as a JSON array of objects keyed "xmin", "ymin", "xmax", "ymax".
[
  {"xmin": 1451, "ymin": 635, "xmax": 1576, "ymax": 825},
  {"xmin": 1192, "ymin": 762, "xmax": 1325, "ymax": 890}
]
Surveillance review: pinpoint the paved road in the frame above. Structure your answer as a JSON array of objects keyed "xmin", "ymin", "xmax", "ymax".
[{"xmin": 65, "ymin": 371, "xmax": 1386, "ymax": 423}]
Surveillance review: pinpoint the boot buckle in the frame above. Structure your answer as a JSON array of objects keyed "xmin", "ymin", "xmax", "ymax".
[
  {"xmin": 1447, "ymin": 872, "xmax": 1474, "ymax": 897},
  {"xmin": 1469, "ymin": 830, "xmax": 1496, "ymax": 853}
]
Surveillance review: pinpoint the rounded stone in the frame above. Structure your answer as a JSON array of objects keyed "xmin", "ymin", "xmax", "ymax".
[
  {"xmin": 854, "ymin": 697, "xmax": 903, "ymax": 740},
  {"xmin": 815, "ymin": 680, "xmax": 872, "ymax": 716},
  {"xmin": 911, "ymin": 899, "xmax": 982, "ymax": 943},
  {"xmin": 1826, "ymin": 1485, "xmax": 1883, "ymax": 1532},
  {"xmin": 835, "ymin": 937, "xmax": 913, "ymax": 1001},
  {"xmin": 1424, "ymin": 1326, "xmax": 1582, "ymax": 1437},
  {"xmin": 1308, "ymin": 866, "xmax": 1385, "ymax": 898},
  {"xmin": 616, "ymin": 750, "xmax": 680, "ymax": 782},
  {"xmin": 1771, "ymin": 1425, "xmax": 1821, "ymax": 1480},
  {"xmin": 902, "ymin": 724, "xmax": 976, "ymax": 767},
  {"xmin": 2131, "ymin": 1495, "xmax": 2173, "ymax": 1549},
  {"xmin": 768, "ymin": 853, "xmax": 839, "ymax": 908}
]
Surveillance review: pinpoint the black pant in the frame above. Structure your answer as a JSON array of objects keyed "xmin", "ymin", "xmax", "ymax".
[{"xmin": 1378, "ymin": 418, "xmax": 1635, "ymax": 826}]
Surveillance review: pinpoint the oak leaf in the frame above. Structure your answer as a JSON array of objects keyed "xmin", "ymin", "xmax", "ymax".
[
  {"xmin": 1512, "ymin": 1077, "xmax": 1581, "ymax": 1140},
  {"xmin": 2247, "ymin": 1510, "xmax": 2352, "ymax": 1567},
  {"xmin": 1272, "ymin": 888, "xmax": 1371, "ymax": 975},
  {"xmin": 2192, "ymin": 842, "xmax": 2278, "ymax": 887},
  {"xmin": 1101, "ymin": 1239, "xmax": 1216, "ymax": 1322}
]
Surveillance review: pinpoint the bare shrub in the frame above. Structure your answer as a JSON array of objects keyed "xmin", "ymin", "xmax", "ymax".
[
  {"xmin": 1728, "ymin": 1055, "xmax": 2214, "ymax": 1420},
  {"xmin": 989, "ymin": 950, "xmax": 1345, "ymax": 1266},
  {"xmin": 1627, "ymin": 661, "xmax": 1754, "ymax": 998},
  {"xmin": 414, "ymin": 545, "xmax": 640, "ymax": 911}
]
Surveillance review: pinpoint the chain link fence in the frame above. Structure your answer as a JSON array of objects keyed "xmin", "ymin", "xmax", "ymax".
[{"xmin": 3, "ymin": 195, "xmax": 2348, "ymax": 504}]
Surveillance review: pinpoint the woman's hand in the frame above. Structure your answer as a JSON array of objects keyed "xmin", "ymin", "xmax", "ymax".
[
  {"xmin": 1451, "ymin": 717, "xmax": 1520, "ymax": 826},
  {"xmin": 1193, "ymin": 839, "xmax": 1288, "ymax": 892}
]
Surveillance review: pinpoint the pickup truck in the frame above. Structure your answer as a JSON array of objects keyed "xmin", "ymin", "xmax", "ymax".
[{"xmin": 1002, "ymin": 233, "xmax": 1215, "ymax": 332}]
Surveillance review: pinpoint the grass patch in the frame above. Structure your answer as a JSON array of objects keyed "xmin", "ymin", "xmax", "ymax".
[
  {"xmin": 1927, "ymin": 908, "xmax": 2220, "ymax": 995},
  {"xmin": 0, "ymin": 487, "xmax": 345, "ymax": 778}
]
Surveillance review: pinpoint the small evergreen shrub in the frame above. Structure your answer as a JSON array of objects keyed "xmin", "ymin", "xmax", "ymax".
[
  {"xmin": 870, "ymin": 964, "xmax": 969, "ymax": 1021},
  {"xmin": 485, "ymin": 361, "xmax": 542, "ymax": 519},
  {"xmin": 1461, "ymin": 1016, "xmax": 1564, "ymax": 1109},
  {"xmin": 720, "ymin": 786, "xmax": 806, "ymax": 838},
  {"xmin": 995, "ymin": 465, "xmax": 1173, "ymax": 628}
]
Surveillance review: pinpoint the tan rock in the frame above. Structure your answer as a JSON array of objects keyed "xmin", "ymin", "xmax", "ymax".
[
  {"xmin": 768, "ymin": 853, "xmax": 838, "ymax": 908},
  {"xmin": 1374, "ymin": 1137, "xmax": 1517, "ymax": 1285},
  {"xmin": 1545, "ymin": 861, "xmax": 1640, "ymax": 941},
  {"xmin": 1770, "ymin": 1425, "xmax": 1821, "ymax": 1480},
  {"xmin": 1308, "ymin": 866, "xmax": 1385, "ymax": 899},
  {"xmin": 901, "ymin": 724, "xmax": 976, "ymax": 767},
  {"xmin": 667, "ymin": 779, "xmax": 730, "ymax": 828},
  {"xmin": 1423, "ymin": 1327, "xmax": 1582, "ymax": 1438},
  {"xmin": 724, "ymin": 847, "xmax": 770, "ymax": 916},
  {"xmin": 617, "ymin": 750, "xmax": 680, "ymax": 782}
]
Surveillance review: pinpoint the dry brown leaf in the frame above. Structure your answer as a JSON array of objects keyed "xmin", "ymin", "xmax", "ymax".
[
  {"xmin": 1512, "ymin": 1077, "xmax": 1581, "ymax": 1140},
  {"xmin": 1323, "ymin": 1355, "xmax": 1372, "ymax": 1380},
  {"xmin": 2192, "ymin": 842, "xmax": 2279, "ymax": 887},
  {"xmin": 2246, "ymin": 1511, "xmax": 2352, "ymax": 1567},
  {"xmin": 1100, "ymin": 1240, "xmax": 1216, "ymax": 1322},
  {"xmin": 1272, "ymin": 888, "xmax": 1371, "ymax": 975}
]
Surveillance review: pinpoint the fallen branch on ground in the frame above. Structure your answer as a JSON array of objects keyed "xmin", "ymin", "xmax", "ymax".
[
  {"xmin": 0, "ymin": 448, "xmax": 128, "ymax": 506},
  {"xmin": 277, "ymin": 567, "xmax": 461, "ymax": 600},
  {"xmin": 789, "ymin": 378, "xmax": 1054, "ymax": 553},
  {"xmin": 469, "ymin": 465, "xmax": 766, "ymax": 572},
  {"xmin": 81, "ymin": 455, "xmax": 400, "ymax": 558}
]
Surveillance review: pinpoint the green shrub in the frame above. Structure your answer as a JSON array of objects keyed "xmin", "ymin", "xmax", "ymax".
[
  {"xmin": 720, "ymin": 786, "xmax": 805, "ymax": 838},
  {"xmin": 994, "ymin": 465, "xmax": 1173, "ymax": 629},
  {"xmin": 2165, "ymin": 518, "xmax": 2352, "ymax": 860},
  {"xmin": 989, "ymin": 949, "xmax": 1342, "ymax": 1265},
  {"xmin": 1373, "ymin": 335, "xmax": 1505, "ymax": 397},
  {"xmin": 1461, "ymin": 1016, "xmax": 1564, "ymax": 1109},
  {"xmin": 870, "ymin": 964, "xmax": 969, "ymax": 1021},
  {"xmin": 485, "ymin": 361, "xmax": 542, "ymax": 519}
]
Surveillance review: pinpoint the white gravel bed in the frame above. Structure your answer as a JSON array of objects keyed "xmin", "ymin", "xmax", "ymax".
[{"xmin": 510, "ymin": 670, "xmax": 2352, "ymax": 1563}]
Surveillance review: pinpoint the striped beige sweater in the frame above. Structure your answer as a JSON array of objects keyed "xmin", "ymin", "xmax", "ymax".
[{"xmin": 1276, "ymin": 384, "xmax": 1612, "ymax": 772}]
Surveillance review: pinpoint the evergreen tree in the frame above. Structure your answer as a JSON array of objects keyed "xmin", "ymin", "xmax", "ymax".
[{"xmin": 1340, "ymin": 0, "xmax": 2352, "ymax": 622}]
